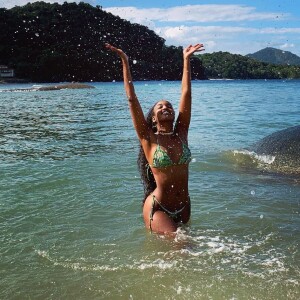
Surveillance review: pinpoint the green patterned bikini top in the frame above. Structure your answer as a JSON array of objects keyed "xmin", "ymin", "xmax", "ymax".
[{"xmin": 151, "ymin": 137, "xmax": 192, "ymax": 168}]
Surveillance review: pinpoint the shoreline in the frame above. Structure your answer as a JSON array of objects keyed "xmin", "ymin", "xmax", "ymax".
[{"xmin": 0, "ymin": 82, "xmax": 95, "ymax": 92}]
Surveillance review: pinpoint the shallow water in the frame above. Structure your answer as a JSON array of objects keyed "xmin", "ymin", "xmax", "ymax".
[{"xmin": 0, "ymin": 80, "xmax": 299, "ymax": 299}]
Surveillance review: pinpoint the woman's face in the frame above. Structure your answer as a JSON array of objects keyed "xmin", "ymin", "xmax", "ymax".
[{"xmin": 152, "ymin": 100, "xmax": 175, "ymax": 124}]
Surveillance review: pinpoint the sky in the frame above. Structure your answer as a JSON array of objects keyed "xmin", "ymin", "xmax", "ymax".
[{"xmin": 1, "ymin": 0, "xmax": 300, "ymax": 56}]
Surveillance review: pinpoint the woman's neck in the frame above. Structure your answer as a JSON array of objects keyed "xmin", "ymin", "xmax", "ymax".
[{"xmin": 156, "ymin": 123, "xmax": 174, "ymax": 135}]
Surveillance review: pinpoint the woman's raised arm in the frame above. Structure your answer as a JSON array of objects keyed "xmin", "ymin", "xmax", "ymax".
[
  {"xmin": 105, "ymin": 44, "xmax": 150, "ymax": 141},
  {"xmin": 177, "ymin": 43, "xmax": 204, "ymax": 133}
]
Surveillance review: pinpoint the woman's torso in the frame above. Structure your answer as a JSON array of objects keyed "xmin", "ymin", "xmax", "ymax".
[{"xmin": 145, "ymin": 132, "xmax": 191, "ymax": 210}]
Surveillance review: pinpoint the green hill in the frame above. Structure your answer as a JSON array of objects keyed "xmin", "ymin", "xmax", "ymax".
[
  {"xmin": 0, "ymin": 1, "xmax": 205, "ymax": 82},
  {"xmin": 198, "ymin": 51, "xmax": 300, "ymax": 79},
  {"xmin": 247, "ymin": 47, "xmax": 300, "ymax": 66}
]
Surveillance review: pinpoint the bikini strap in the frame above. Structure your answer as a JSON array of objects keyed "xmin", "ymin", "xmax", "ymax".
[
  {"xmin": 178, "ymin": 134, "xmax": 187, "ymax": 145},
  {"xmin": 156, "ymin": 134, "xmax": 160, "ymax": 146}
]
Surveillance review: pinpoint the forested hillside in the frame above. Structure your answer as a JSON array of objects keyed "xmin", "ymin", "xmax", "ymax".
[
  {"xmin": 0, "ymin": 1, "xmax": 204, "ymax": 82},
  {"xmin": 200, "ymin": 51, "xmax": 300, "ymax": 79}
]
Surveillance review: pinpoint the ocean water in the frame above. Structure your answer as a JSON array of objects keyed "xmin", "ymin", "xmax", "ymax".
[{"xmin": 0, "ymin": 80, "xmax": 299, "ymax": 299}]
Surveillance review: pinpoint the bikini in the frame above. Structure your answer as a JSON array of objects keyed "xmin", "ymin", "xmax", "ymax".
[
  {"xmin": 148, "ymin": 135, "xmax": 192, "ymax": 231},
  {"xmin": 152, "ymin": 140, "xmax": 192, "ymax": 168}
]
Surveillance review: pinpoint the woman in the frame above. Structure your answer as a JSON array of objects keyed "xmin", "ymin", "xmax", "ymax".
[{"xmin": 106, "ymin": 42, "xmax": 204, "ymax": 234}]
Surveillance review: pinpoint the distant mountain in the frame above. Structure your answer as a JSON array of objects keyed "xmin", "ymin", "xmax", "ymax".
[{"xmin": 247, "ymin": 47, "xmax": 300, "ymax": 66}]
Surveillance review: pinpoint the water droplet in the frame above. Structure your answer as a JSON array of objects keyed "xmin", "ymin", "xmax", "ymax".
[
  {"xmin": 251, "ymin": 190, "xmax": 255, "ymax": 196},
  {"xmin": 260, "ymin": 214, "xmax": 264, "ymax": 219},
  {"xmin": 35, "ymin": 33, "xmax": 39, "ymax": 37},
  {"xmin": 133, "ymin": 59, "xmax": 137, "ymax": 64}
]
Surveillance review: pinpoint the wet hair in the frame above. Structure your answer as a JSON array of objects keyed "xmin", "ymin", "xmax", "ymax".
[{"xmin": 137, "ymin": 103, "xmax": 157, "ymax": 203}]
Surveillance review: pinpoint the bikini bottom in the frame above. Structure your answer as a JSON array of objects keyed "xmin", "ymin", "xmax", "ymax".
[{"xmin": 149, "ymin": 194, "xmax": 188, "ymax": 232}]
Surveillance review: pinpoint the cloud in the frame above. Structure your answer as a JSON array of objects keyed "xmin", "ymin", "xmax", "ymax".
[
  {"xmin": 104, "ymin": 4, "xmax": 289, "ymax": 24},
  {"xmin": 260, "ymin": 27, "xmax": 300, "ymax": 34},
  {"xmin": 103, "ymin": 4, "xmax": 300, "ymax": 56},
  {"xmin": 155, "ymin": 25, "xmax": 300, "ymax": 45},
  {"xmin": 0, "ymin": 0, "xmax": 96, "ymax": 9},
  {"xmin": 157, "ymin": 25, "xmax": 300, "ymax": 39},
  {"xmin": 279, "ymin": 43, "xmax": 295, "ymax": 50},
  {"xmin": 152, "ymin": 24, "xmax": 300, "ymax": 56}
]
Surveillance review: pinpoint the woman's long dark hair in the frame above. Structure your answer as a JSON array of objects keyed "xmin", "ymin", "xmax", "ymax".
[{"xmin": 137, "ymin": 103, "xmax": 157, "ymax": 203}]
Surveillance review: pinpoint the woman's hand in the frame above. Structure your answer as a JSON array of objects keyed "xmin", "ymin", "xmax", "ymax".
[
  {"xmin": 105, "ymin": 43, "xmax": 128, "ymax": 61},
  {"xmin": 183, "ymin": 43, "xmax": 205, "ymax": 59}
]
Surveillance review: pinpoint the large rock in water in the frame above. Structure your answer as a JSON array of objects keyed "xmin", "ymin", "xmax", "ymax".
[
  {"xmin": 251, "ymin": 125, "xmax": 300, "ymax": 175},
  {"xmin": 37, "ymin": 83, "xmax": 95, "ymax": 91}
]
